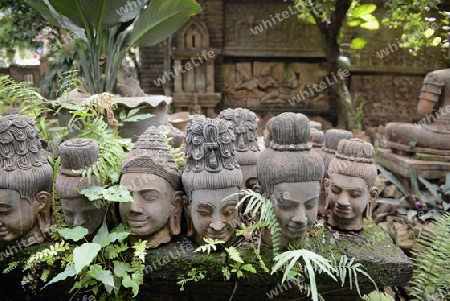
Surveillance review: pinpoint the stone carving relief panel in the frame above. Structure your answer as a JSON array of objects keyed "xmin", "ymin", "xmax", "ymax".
[
  {"xmin": 222, "ymin": 61, "xmax": 329, "ymax": 110},
  {"xmin": 224, "ymin": 3, "xmax": 323, "ymax": 56}
]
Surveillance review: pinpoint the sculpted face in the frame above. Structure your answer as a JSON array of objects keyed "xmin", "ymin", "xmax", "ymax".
[
  {"xmin": 0, "ymin": 189, "xmax": 42, "ymax": 242},
  {"xmin": 61, "ymin": 197, "xmax": 105, "ymax": 235},
  {"xmin": 271, "ymin": 182, "xmax": 320, "ymax": 243},
  {"xmin": 324, "ymin": 173, "xmax": 376, "ymax": 230},
  {"xmin": 120, "ymin": 173, "xmax": 174, "ymax": 237},
  {"xmin": 189, "ymin": 187, "xmax": 239, "ymax": 244}
]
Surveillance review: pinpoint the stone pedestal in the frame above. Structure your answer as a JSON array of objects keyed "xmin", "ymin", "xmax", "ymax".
[{"xmin": 0, "ymin": 221, "xmax": 412, "ymax": 300}]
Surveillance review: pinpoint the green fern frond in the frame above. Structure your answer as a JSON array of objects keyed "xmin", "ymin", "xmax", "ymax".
[
  {"xmin": 271, "ymin": 249, "xmax": 336, "ymax": 301},
  {"xmin": 2, "ymin": 260, "xmax": 20, "ymax": 274},
  {"xmin": 410, "ymin": 213, "xmax": 450, "ymax": 300},
  {"xmin": 238, "ymin": 189, "xmax": 282, "ymax": 255},
  {"xmin": 331, "ymin": 254, "xmax": 378, "ymax": 296}
]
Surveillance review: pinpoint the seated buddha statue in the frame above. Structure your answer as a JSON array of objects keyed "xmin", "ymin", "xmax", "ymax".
[{"xmin": 385, "ymin": 69, "xmax": 450, "ymax": 150}]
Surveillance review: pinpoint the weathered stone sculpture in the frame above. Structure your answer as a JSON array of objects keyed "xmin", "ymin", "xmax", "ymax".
[
  {"xmin": 0, "ymin": 114, "xmax": 53, "ymax": 245},
  {"xmin": 120, "ymin": 126, "xmax": 183, "ymax": 248},
  {"xmin": 56, "ymin": 139, "xmax": 105, "ymax": 235},
  {"xmin": 257, "ymin": 113, "xmax": 324, "ymax": 249},
  {"xmin": 219, "ymin": 108, "xmax": 261, "ymax": 189},
  {"xmin": 182, "ymin": 116, "xmax": 243, "ymax": 245},
  {"xmin": 309, "ymin": 129, "xmax": 324, "ymax": 155},
  {"xmin": 385, "ymin": 69, "xmax": 450, "ymax": 150},
  {"xmin": 324, "ymin": 138, "xmax": 379, "ymax": 231},
  {"xmin": 319, "ymin": 129, "xmax": 353, "ymax": 212}
]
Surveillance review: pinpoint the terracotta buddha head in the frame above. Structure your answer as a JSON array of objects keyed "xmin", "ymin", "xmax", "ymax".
[
  {"xmin": 324, "ymin": 138, "xmax": 379, "ymax": 231},
  {"xmin": 218, "ymin": 108, "xmax": 260, "ymax": 189},
  {"xmin": 119, "ymin": 126, "xmax": 183, "ymax": 248},
  {"xmin": 182, "ymin": 116, "xmax": 243, "ymax": 245},
  {"xmin": 257, "ymin": 113, "xmax": 325, "ymax": 249},
  {"xmin": 56, "ymin": 139, "xmax": 105, "ymax": 235},
  {"xmin": 0, "ymin": 114, "xmax": 53, "ymax": 245}
]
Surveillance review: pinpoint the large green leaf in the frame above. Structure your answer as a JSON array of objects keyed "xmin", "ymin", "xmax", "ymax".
[
  {"xmin": 350, "ymin": 37, "xmax": 368, "ymax": 50},
  {"xmin": 92, "ymin": 267, "xmax": 115, "ymax": 294},
  {"xmin": 58, "ymin": 226, "xmax": 89, "ymax": 242},
  {"xmin": 79, "ymin": 0, "xmax": 146, "ymax": 29},
  {"xmin": 130, "ymin": 0, "xmax": 201, "ymax": 47},
  {"xmin": 47, "ymin": 0, "xmax": 86, "ymax": 30},
  {"xmin": 351, "ymin": 4, "xmax": 377, "ymax": 18},
  {"xmin": 103, "ymin": 185, "xmax": 134, "ymax": 203},
  {"xmin": 43, "ymin": 265, "xmax": 77, "ymax": 288},
  {"xmin": 28, "ymin": 0, "xmax": 86, "ymax": 39},
  {"xmin": 92, "ymin": 220, "xmax": 109, "ymax": 247},
  {"xmin": 73, "ymin": 243, "xmax": 102, "ymax": 273}
]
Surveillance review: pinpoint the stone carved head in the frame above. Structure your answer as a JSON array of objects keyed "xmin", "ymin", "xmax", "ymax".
[
  {"xmin": 322, "ymin": 129, "xmax": 353, "ymax": 177},
  {"xmin": 218, "ymin": 108, "xmax": 260, "ymax": 189},
  {"xmin": 257, "ymin": 113, "xmax": 324, "ymax": 249},
  {"xmin": 324, "ymin": 138, "xmax": 379, "ymax": 231},
  {"xmin": 120, "ymin": 126, "xmax": 183, "ymax": 248},
  {"xmin": 182, "ymin": 116, "xmax": 243, "ymax": 245},
  {"xmin": 56, "ymin": 139, "xmax": 105, "ymax": 235},
  {"xmin": 0, "ymin": 114, "xmax": 53, "ymax": 245},
  {"xmin": 310, "ymin": 129, "xmax": 324, "ymax": 148}
]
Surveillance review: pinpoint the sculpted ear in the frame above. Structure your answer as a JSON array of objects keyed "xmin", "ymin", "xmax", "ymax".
[
  {"xmin": 35, "ymin": 191, "xmax": 52, "ymax": 234},
  {"xmin": 170, "ymin": 191, "xmax": 183, "ymax": 236},
  {"xmin": 364, "ymin": 187, "xmax": 379, "ymax": 219}
]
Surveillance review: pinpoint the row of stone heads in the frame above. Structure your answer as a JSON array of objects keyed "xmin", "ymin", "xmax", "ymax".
[{"xmin": 0, "ymin": 111, "xmax": 378, "ymax": 251}]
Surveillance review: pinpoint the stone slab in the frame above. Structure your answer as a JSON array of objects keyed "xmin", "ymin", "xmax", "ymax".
[
  {"xmin": 0, "ymin": 221, "xmax": 412, "ymax": 301},
  {"xmin": 375, "ymin": 148, "xmax": 450, "ymax": 179}
]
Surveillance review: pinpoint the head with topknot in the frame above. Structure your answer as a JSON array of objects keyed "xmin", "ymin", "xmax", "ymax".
[
  {"xmin": 119, "ymin": 126, "xmax": 183, "ymax": 248},
  {"xmin": 257, "ymin": 113, "xmax": 324, "ymax": 249},
  {"xmin": 56, "ymin": 138, "xmax": 105, "ymax": 235},
  {"xmin": 322, "ymin": 129, "xmax": 353, "ymax": 177},
  {"xmin": 218, "ymin": 108, "xmax": 260, "ymax": 189},
  {"xmin": 182, "ymin": 116, "xmax": 243, "ymax": 245},
  {"xmin": 324, "ymin": 138, "xmax": 379, "ymax": 231},
  {"xmin": 257, "ymin": 113, "xmax": 324, "ymax": 195},
  {"xmin": 0, "ymin": 114, "xmax": 53, "ymax": 243}
]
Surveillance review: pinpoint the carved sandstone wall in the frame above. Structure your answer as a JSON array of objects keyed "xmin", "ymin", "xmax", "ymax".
[{"xmin": 140, "ymin": 0, "xmax": 448, "ymax": 126}]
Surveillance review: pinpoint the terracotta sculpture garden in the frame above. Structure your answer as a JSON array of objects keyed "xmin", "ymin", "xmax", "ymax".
[
  {"xmin": 182, "ymin": 116, "xmax": 243, "ymax": 245},
  {"xmin": 257, "ymin": 112, "xmax": 325, "ymax": 249},
  {"xmin": 0, "ymin": 114, "xmax": 53, "ymax": 245},
  {"xmin": 119, "ymin": 126, "xmax": 183, "ymax": 248}
]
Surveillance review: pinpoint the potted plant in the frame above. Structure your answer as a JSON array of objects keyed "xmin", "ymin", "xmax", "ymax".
[{"xmin": 27, "ymin": 0, "xmax": 201, "ymax": 137}]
